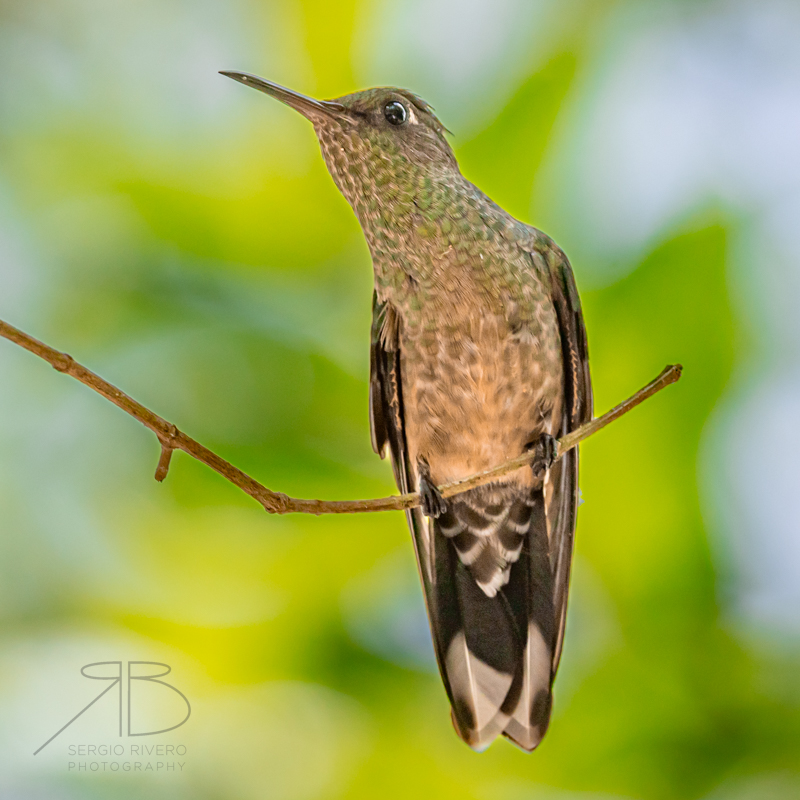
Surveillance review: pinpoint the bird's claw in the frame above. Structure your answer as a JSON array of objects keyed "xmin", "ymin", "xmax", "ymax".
[
  {"xmin": 531, "ymin": 433, "xmax": 557, "ymax": 477},
  {"xmin": 419, "ymin": 474, "xmax": 447, "ymax": 518}
]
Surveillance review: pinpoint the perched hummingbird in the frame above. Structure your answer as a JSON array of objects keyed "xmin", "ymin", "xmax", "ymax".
[{"xmin": 222, "ymin": 71, "xmax": 592, "ymax": 752}]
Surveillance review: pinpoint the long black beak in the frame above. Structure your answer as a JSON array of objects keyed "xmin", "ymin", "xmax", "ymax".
[{"xmin": 219, "ymin": 71, "xmax": 346, "ymax": 121}]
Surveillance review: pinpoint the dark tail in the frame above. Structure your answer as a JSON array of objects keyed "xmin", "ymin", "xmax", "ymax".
[{"xmin": 423, "ymin": 485, "xmax": 556, "ymax": 751}]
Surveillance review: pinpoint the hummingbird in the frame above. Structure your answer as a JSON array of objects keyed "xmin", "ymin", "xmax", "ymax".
[{"xmin": 221, "ymin": 71, "xmax": 592, "ymax": 752}]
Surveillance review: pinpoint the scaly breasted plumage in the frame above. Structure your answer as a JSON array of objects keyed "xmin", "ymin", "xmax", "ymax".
[{"xmin": 222, "ymin": 72, "xmax": 592, "ymax": 752}]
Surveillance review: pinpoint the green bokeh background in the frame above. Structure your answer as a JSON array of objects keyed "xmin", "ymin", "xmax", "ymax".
[{"xmin": 1, "ymin": 1, "xmax": 799, "ymax": 799}]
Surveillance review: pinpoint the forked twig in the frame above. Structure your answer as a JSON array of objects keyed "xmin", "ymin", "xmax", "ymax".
[{"xmin": 0, "ymin": 318, "xmax": 681, "ymax": 515}]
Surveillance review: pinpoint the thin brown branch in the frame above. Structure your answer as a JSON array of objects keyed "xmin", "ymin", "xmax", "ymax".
[
  {"xmin": 154, "ymin": 445, "xmax": 174, "ymax": 482},
  {"xmin": 0, "ymin": 318, "xmax": 681, "ymax": 515}
]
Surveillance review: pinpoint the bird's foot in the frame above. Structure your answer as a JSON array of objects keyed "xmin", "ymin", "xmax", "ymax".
[
  {"xmin": 530, "ymin": 433, "xmax": 558, "ymax": 478},
  {"xmin": 418, "ymin": 462, "xmax": 446, "ymax": 518}
]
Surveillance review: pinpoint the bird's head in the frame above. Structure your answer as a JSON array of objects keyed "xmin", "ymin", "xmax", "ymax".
[{"xmin": 221, "ymin": 71, "xmax": 459, "ymax": 225}]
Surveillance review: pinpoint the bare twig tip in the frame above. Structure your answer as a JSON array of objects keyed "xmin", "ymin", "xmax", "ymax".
[{"xmin": 155, "ymin": 445, "xmax": 174, "ymax": 482}]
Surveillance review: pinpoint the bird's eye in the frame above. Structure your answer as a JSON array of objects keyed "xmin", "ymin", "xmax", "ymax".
[{"xmin": 383, "ymin": 101, "xmax": 407, "ymax": 126}]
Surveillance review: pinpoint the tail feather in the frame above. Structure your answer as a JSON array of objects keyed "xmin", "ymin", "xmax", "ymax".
[
  {"xmin": 501, "ymin": 492, "xmax": 556, "ymax": 751},
  {"xmin": 431, "ymin": 512, "xmax": 517, "ymax": 749},
  {"xmin": 428, "ymin": 484, "xmax": 556, "ymax": 751}
]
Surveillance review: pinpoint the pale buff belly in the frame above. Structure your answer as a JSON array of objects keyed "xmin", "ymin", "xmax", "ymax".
[{"xmin": 401, "ymin": 313, "xmax": 564, "ymax": 489}]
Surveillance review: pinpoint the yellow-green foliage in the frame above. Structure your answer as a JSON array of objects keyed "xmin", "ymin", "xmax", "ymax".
[{"xmin": 0, "ymin": 2, "xmax": 797, "ymax": 799}]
